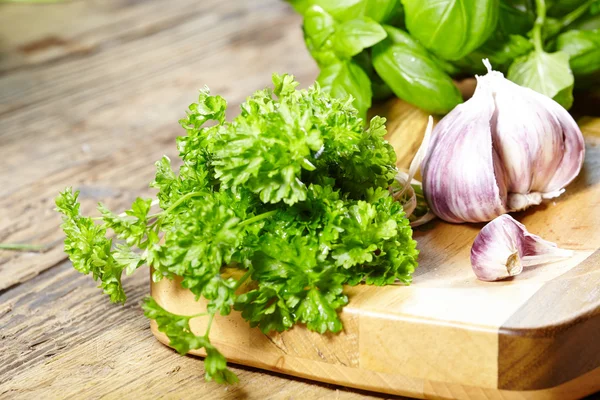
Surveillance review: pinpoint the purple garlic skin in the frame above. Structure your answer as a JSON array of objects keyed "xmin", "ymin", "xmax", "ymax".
[
  {"xmin": 471, "ymin": 214, "xmax": 573, "ymax": 281},
  {"xmin": 421, "ymin": 65, "xmax": 585, "ymax": 223}
]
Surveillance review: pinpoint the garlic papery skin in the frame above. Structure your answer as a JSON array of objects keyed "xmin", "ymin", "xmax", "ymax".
[
  {"xmin": 421, "ymin": 60, "xmax": 585, "ymax": 223},
  {"xmin": 421, "ymin": 75, "xmax": 508, "ymax": 223},
  {"xmin": 492, "ymin": 75, "xmax": 585, "ymax": 210},
  {"xmin": 390, "ymin": 117, "xmax": 437, "ymax": 227},
  {"xmin": 471, "ymin": 214, "xmax": 573, "ymax": 281}
]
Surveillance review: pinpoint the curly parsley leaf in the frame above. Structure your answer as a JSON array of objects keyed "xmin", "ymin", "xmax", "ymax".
[
  {"xmin": 142, "ymin": 297, "xmax": 238, "ymax": 384},
  {"xmin": 57, "ymin": 73, "xmax": 419, "ymax": 384},
  {"xmin": 55, "ymin": 189, "xmax": 127, "ymax": 303}
]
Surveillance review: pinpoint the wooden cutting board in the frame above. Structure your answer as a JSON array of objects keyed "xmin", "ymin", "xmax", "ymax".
[{"xmin": 150, "ymin": 97, "xmax": 600, "ymax": 400}]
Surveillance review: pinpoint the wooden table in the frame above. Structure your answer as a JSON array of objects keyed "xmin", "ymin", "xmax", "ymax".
[
  {"xmin": 1, "ymin": 1, "xmax": 598, "ymax": 399},
  {"xmin": 0, "ymin": 0, "xmax": 408, "ymax": 398}
]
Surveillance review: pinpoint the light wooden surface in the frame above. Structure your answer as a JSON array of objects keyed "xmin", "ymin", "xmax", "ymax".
[
  {"xmin": 151, "ymin": 108, "xmax": 600, "ymax": 399},
  {"xmin": 1, "ymin": 1, "xmax": 599, "ymax": 400},
  {"xmin": 0, "ymin": 0, "xmax": 405, "ymax": 398}
]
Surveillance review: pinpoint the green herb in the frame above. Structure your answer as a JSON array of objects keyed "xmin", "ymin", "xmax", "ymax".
[
  {"xmin": 142, "ymin": 297, "xmax": 239, "ymax": 384},
  {"xmin": 506, "ymin": 0, "xmax": 575, "ymax": 108},
  {"xmin": 372, "ymin": 26, "xmax": 463, "ymax": 114},
  {"xmin": 402, "ymin": 0, "xmax": 499, "ymax": 61},
  {"xmin": 56, "ymin": 74, "xmax": 419, "ymax": 383},
  {"xmin": 507, "ymin": 50, "xmax": 575, "ymax": 108},
  {"xmin": 291, "ymin": 0, "xmax": 600, "ymax": 114},
  {"xmin": 557, "ymin": 29, "xmax": 600, "ymax": 82}
]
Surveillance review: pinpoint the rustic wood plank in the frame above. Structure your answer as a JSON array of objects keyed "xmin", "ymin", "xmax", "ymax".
[
  {"xmin": 498, "ymin": 249, "xmax": 600, "ymax": 390},
  {"xmin": 0, "ymin": 0, "xmax": 318, "ymax": 290},
  {"xmin": 0, "ymin": 0, "xmax": 217, "ymax": 73},
  {"xmin": 0, "ymin": 261, "xmax": 404, "ymax": 399}
]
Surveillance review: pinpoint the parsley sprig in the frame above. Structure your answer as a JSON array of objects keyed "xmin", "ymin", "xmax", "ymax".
[{"xmin": 56, "ymin": 74, "xmax": 419, "ymax": 382}]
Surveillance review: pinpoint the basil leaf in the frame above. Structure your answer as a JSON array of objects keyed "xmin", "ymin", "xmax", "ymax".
[
  {"xmin": 308, "ymin": 0, "xmax": 369, "ymax": 21},
  {"xmin": 498, "ymin": 0, "xmax": 535, "ymax": 35},
  {"xmin": 332, "ymin": 17, "xmax": 387, "ymax": 57},
  {"xmin": 457, "ymin": 34, "xmax": 534, "ymax": 73},
  {"xmin": 288, "ymin": 0, "xmax": 313, "ymax": 14},
  {"xmin": 303, "ymin": 6, "xmax": 338, "ymax": 67},
  {"xmin": 557, "ymin": 29, "xmax": 600, "ymax": 76},
  {"xmin": 372, "ymin": 26, "xmax": 463, "ymax": 113},
  {"xmin": 485, "ymin": 34, "xmax": 534, "ymax": 68},
  {"xmin": 402, "ymin": 0, "xmax": 499, "ymax": 60},
  {"xmin": 507, "ymin": 50, "xmax": 575, "ymax": 108},
  {"xmin": 318, "ymin": 60, "xmax": 372, "ymax": 117},
  {"xmin": 303, "ymin": 7, "xmax": 387, "ymax": 62},
  {"xmin": 363, "ymin": 0, "xmax": 403, "ymax": 24},
  {"xmin": 308, "ymin": 0, "xmax": 402, "ymax": 23},
  {"xmin": 353, "ymin": 50, "xmax": 394, "ymax": 100},
  {"xmin": 304, "ymin": 5, "xmax": 336, "ymax": 47}
]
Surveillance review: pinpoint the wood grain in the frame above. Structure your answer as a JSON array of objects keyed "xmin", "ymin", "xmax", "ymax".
[
  {"xmin": 498, "ymin": 249, "xmax": 600, "ymax": 390},
  {"xmin": 0, "ymin": 0, "xmax": 317, "ymax": 291},
  {"xmin": 0, "ymin": 262, "xmax": 404, "ymax": 400},
  {"xmin": 150, "ymin": 105, "xmax": 600, "ymax": 399}
]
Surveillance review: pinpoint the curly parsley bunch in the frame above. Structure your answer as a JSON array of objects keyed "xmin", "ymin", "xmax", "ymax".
[{"xmin": 56, "ymin": 74, "xmax": 418, "ymax": 383}]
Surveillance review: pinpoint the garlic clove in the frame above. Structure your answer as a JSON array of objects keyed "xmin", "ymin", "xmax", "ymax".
[
  {"xmin": 421, "ymin": 77, "xmax": 507, "ymax": 223},
  {"xmin": 471, "ymin": 214, "xmax": 573, "ymax": 281},
  {"xmin": 493, "ymin": 77, "xmax": 585, "ymax": 201},
  {"xmin": 533, "ymin": 93, "xmax": 585, "ymax": 194},
  {"xmin": 492, "ymin": 80, "xmax": 564, "ymax": 194}
]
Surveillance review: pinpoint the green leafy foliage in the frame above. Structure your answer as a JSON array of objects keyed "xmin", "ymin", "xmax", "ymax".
[
  {"xmin": 303, "ymin": 5, "xmax": 386, "ymax": 116},
  {"xmin": 56, "ymin": 74, "xmax": 419, "ymax": 383},
  {"xmin": 557, "ymin": 29, "xmax": 600, "ymax": 77},
  {"xmin": 372, "ymin": 26, "xmax": 463, "ymax": 114},
  {"xmin": 353, "ymin": 50, "xmax": 394, "ymax": 100},
  {"xmin": 508, "ymin": 50, "xmax": 575, "ymax": 108},
  {"xmin": 547, "ymin": 0, "xmax": 590, "ymax": 17},
  {"xmin": 497, "ymin": 0, "xmax": 536, "ymax": 36},
  {"xmin": 456, "ymin": 33, "xmax": 534, "ymax": 74},
  {"xmin": 142, "ymin": 297, "xmax": 238, "ymax": 384},
  {"xmin": 402, "ymin": 0, "xmax": 499, "ymax": 61},
  {"xmin": 316, "ymin": 60, "xmax": 373, "ymax": 122},
  {"xmin": 295, "ymin": 0, "xmax": 402, "ymax": 23},
  {"xmin": 293, "ymin": 0, "xmax": 600, "ymax": 114},
  {"xmin": 56, "ymin": 189, "xmax": 127, "ymax": 303},
  {"xmin": 332, "ymin": 17, "xmax": 387, "ymax": 58}
]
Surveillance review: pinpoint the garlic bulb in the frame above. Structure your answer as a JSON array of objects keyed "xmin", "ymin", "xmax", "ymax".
[
  {"xmin": 471, "ymin": 214, "xmax": 573, "ymax": 281},
  {"xmin": 421, "ymin": 60, "xmax": 585, "ymax": 223}
]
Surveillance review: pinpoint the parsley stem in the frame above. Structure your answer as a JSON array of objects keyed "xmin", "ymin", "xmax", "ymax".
[
  {"xmin": 0, "ymin": 243, "xmax": 47, "ymax": 252},
  {"xmin": 204, "ymin": 313, "xmax": 215, "ymax": 338},
  {"xmin": 92, "ymin": 199, "xmax": 160, "ymax": 221},
  {"xmin": 234, "ymin": 269, "xmax": 252, "ymax": 291},
  {"xmin": 533, "ymin": 0, "xmax": 546, "ymax": 52},
  {"xmin": 148, "ymin": 191, "xmax": 205, "ymax": 219},
  {"xmin": 188, "ymin": 312, "xmax": 210, "ymax": 319},
  {"xmin": 238, "ymin": 210, "xmax": 277, "ymax": 227}
]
